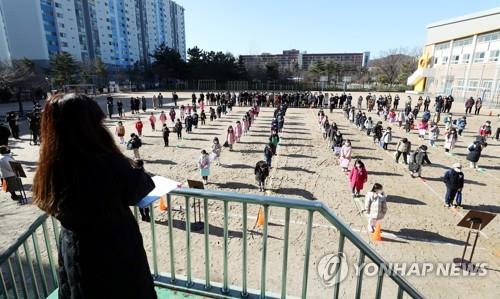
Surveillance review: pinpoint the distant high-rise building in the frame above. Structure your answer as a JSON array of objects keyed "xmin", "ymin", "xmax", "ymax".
[
  {"xmin": 0, "ymin": 0, "xmax": 186, "ymax": 66},
  {"xmin": 240, "ymin": 49, "xmax": 369, "ymax": 72}
]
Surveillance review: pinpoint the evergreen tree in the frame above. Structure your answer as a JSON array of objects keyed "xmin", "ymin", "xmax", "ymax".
[{"xmin": 48, "ymin": 52, "xmax": 79, "ymax": 87}]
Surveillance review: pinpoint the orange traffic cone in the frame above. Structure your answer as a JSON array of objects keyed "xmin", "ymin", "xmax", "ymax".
[
  {"xmin": 2, "ymin": 179, "xmax": 7, "ymax": 192},
  {"xmin": 159, "ymin": 196, "xmax": 168, "ymax": 212},
  {"xmin": 371, "ymin": 223, "xmax": 382, "ymax": 241},
  {"xmin": 255, "ymin": 208, "xmax": 265, "ymax": 228}
]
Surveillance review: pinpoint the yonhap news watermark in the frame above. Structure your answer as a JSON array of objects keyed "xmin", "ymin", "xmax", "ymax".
[{"xmin": 317, "ymin": 252, "xmax": 489, "ymax": 287}]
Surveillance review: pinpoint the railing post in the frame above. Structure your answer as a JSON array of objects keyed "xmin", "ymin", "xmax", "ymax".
[
  {"xmin": 7, "ymin": 258, "xmax": 19, "ymax": 299},
  {"xmin": 203, "ymin": 198, "xmax": 211, "ymax": 290},
  {"xmin": 14, "ymin": 251, "xmax": 28, "ymax": 298},
  {"xmin": 23, "ymin": 241, "xmax": 40, "ymax": 299},
  {"xmin": 241, "ymin": 202, "xmax": 248, "ymax": 297},
  {"xmin": 41, "ymin": 221, "xmax": 58, "ymax": 287},
  {"xmin": 222, "ymin": 200, "xmax": 229, "ymax": 294},
  {"xmin": 260, "ymin": 205, "xmax": 269, "ymax": 298},
  {"xmin": 51, "ymin": 217, "xmax": 60, "ymax": 248},
  {"xmin": 280, "ymin": 208, "xmax": 291, "ymax": 299},
  {"xmin": 133, "ymin": 206, "xmax": 139, "ymax": 222},
  {"xmin": 333, "ymin": 233, "xmax": 345, "ymax": 299},
  {"xmin": 301, "ymin": 210, "xmax": 314, "ymax": 299},
  {"xmin": 397, "ymin": 286, "xmax": 404, "ymax": 299},
  {"xmin": 185, "ymin": 196, "xmax": 193, "ymax": 287},
  {"xmin": 0, "ymin": 266, "xmax": 9, "ymax": 299},
  {"xmin": 167, "ymin": 195, "xmax": 176, "ymax": 282},
  {"xmin": 354, "ymin": 251, "xmax": 365, "ymax": 299},
  {"xmin": 150, "ymin": 203, "xmax": 158, "ymax": 277},
  {"xmin": 32, "ymin": 233, "xmax": 49, "ymax": 297},
  {"xmin": 375, "ymin": 269, "xmax": 384, "ymax": 299}
]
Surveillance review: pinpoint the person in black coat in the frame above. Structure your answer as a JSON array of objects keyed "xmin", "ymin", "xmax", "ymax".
[
  {"xmin": 255, "ymin": 160, "xmax": 270, "ymax": 192},
  {"xmin": 33, "ymin": 94, "xmax": 157, "ymax": 299},
  {"xmin": 0, "ymin": 123, "xmax": 11, "ymax": 146},
  {"xmin": 443, "ymin": 163, "xmax": 464, "ymax": 207},
  {"xmin": 466, "ymin": 139, "xmax": 486, "ymax": 169}
]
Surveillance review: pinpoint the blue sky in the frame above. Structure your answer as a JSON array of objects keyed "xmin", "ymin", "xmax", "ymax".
[{"xmin": 175, "ymin": 0, "xmax": 500, "ymax": 58}]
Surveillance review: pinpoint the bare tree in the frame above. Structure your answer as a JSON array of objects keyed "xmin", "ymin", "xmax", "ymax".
[{"xmin": 371, "ymin": 48, "xmax": 420, "ymax": 86}]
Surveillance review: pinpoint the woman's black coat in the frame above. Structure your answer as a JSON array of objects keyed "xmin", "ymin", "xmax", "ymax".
[{"xmin": 57, "ymin": 154, "xmax": 156, "ymax": 299}]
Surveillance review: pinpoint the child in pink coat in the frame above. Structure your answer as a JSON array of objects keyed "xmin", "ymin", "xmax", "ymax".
[
  {"xmin": 159, "ymin": 111, "xmax": 167, "ymax": 125},
  {"xmin": 226, "ymin": 126, "xmax": 235, "ymax": 151},
  {"xmin": 349, "ymin": 159, "xmax": 368, "ymax": 197},
  {"xmin": 235, "ymin": 121, "xmax": 243, "ymax": 142}
]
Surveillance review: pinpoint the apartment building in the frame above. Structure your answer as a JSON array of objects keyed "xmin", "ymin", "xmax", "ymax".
[
  {"xmin": 0, "ymin": 0, "xmax": 186, "ymax": 67},
  {"xmin": 241, "ymin": 49, "xmax": 369, "ymax": 72}
]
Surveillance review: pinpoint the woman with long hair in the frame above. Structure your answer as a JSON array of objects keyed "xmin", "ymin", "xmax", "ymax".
[{"xmin": 33, "ymin": 94, "xmax": 156, "ymax": 299}]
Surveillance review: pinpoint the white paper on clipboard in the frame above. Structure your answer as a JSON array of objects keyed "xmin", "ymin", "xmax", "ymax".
[{"xmin": 136, "ymin": 176, "xmax": 181, "ymax": 208}]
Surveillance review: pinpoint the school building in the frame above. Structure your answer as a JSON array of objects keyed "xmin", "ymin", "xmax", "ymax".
[{"xmin": 407, "ymin": 7, "xmax": 500, "ymax": 107}]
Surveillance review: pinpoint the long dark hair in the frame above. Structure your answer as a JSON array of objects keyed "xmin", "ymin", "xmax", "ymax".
[{"xmin": 33, "ymin": 93, "xmax": 123, "ymax": 216}]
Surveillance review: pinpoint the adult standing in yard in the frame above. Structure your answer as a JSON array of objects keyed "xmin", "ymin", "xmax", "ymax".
[
  {"xmin": 0, "ymin": 146, "xmax": 22, "ymax": 200},
  {"xmin": 33, "ymin": 94, "xmax": 156, "ymax": 299},
  {"xmin": 395, "ymin": 138, "xmax": 411, "ymax": 164},
  {"xmin": 464, "ymin": 97, "xmax": 474, "ymax": 115},
  {"xmin": 443, "ymin": 163, "xmax": 464, "ymax": 208}
]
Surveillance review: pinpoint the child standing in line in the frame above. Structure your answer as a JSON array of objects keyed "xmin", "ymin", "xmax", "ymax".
[
  {"xmin": 162, "ymin": 124, "xmax": 170, "ymax": 147},
  {"xmin": 235, "ymin": 121, "xmax": 243, "ymax": 142},
  {"xmin": 255, "ymin": 160, "xmax": 270, "ymax": 192},
  {"xmin": 381, "ymin": 127, "xmax": 392, "ymax": 150},
  {"xmin": 349, "ymin": 159, "xmax": 368, "ymax": 197},
  {"xmin": 242, "ymin": 116, "xmax": 249, "ymax": 135},
  {"xmin": 264, "ymin": 142, "xmax": 274, "ymax": 168},
  {"xmin": 169, "ymin": 108, "xmax": 176, "ymax": 124},
  {"xmin": 417, "ymin": 120, "xmax": 428, "ymax": 140},
  {"xmin": 159, "ymin": 111, "xmax": 167, "ymax": 126},
  {"xmin": 364, "ymin": 183, "xmax": 388, "ymax": 233},
  {"xmin": 339, "ymin": 140, "xmax": 352, "ymax": 172},
  {"xmin": 135, "ymin": 118, "xmax": 143, "ymax": 136},
  {"xmin": 211, "ymin": 137, "xmax": 222, "ymax": 166},
  {"xmin": 115, "ymin": 121, "xmax": 125, "ymax": 144},
  {"xmin": 226, "ymin": 126, "xmax": 235, "ymax": 151},
  {"xmin": 174, "ymin": 119, "xmax": 183, "ymax": 140},
  {"xmin": 198, "ymin": 150, "xmax": 211, "ymax": 185},
  {"xmin": 200, "ymin": 110, "xmax": 206, "ymax": 125},
  {"xmin": 428, "ymin": 121, "xmax": 440, "ymax": 147},
  {"xmin": 180, "ymin": 105, "xmax": 185, "ymax": 121},
  {"xmin": 149, "ymin": 112, "xmax": 156, "ymax": 131}
]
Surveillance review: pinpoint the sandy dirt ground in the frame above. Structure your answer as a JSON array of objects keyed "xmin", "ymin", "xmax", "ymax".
[{"xmin": 0, "ymin": 91, "xmax": 499, "ymax": 298}]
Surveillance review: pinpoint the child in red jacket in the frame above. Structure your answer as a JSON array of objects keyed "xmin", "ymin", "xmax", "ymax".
[{"xmin": 135, "ymin": 118, "xmax": 144, "ymax": 136}]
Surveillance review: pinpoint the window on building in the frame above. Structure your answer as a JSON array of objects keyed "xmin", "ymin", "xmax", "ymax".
[
  {"xmin": 456, "ymin": 79, "xmax": 464, "ymax": 87},
  {"xmin": 55, "ymin": 2, "xmax": 62, "ymax": 8},
  {"xmin": 453, "ymin": 37, "xmax": 473, "ymax": 47},
  {"xmin": 441, "ymin": 56, "xmax": 448, "ymax": 65},
  {"xmin": 434, "ymin": 57, "xmax": 438, "ymax": 64},
  {"xmin": 462, "ymin": 53, "xmax": 470, "ymax": 64},
  {"xmin": 477, "ymin": 31, "xmax": 500, "ymax": 43},
  {"xmin": 59, "ymin": 32, "xmax": 65, "ymax": 37},
  {"xmin": 473, "ymin": 52, "xmax": 485, "ymax": 63},
  {"xmin": 56, "ymin": 13, "xmax": 64, "ymax": 18},
  {"xmin": 489, "ymin": 50, "xmax": 500, "ymax": 62},
  {"xmin": 61, "ymin": 42, "xmax": 68, "ymax": 47},
  {"xmin": 481, "ymin": 80, "xmax": 493, "ymax": 91},
  {"xmin": 467, "ymin": 79, "xmax": 479, "ymax": 91},
  {"xmin": 451, "ymin": 55, "xmax": 460, "ymax": 64},
  {"xmin": 60, "ymin": 23, "xmax": 65, "ymax": 28}
]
